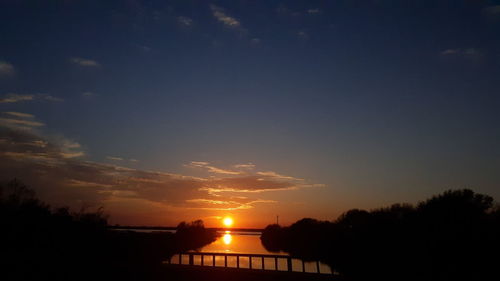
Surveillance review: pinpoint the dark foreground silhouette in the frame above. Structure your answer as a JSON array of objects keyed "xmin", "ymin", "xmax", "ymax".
[
  {"xmin": 0, "ymin": 179, "xmax": 218, "ymax": 281},
  {"xmin": 261, "ymin": 189, "xmax": 500, "ymax": 281}
]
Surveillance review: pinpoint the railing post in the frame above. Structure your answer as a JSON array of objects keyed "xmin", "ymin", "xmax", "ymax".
[
  {"xmin": 316, "ymin": 261, "xmax": 320, "ymax": 273},
  {"xmin": 175, "ymin": 253, "xmax": 314, "ymax": 274}
]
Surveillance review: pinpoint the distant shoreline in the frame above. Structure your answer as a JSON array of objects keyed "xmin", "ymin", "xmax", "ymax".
[{"xmin": 108, "ymin": 225, "xmax": 264, "ymax": 233}]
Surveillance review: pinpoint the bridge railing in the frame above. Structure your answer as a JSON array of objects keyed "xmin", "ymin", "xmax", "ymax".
[{"xmin": 167, "ymin": 252, "xmax": 332, "ymax": 274}]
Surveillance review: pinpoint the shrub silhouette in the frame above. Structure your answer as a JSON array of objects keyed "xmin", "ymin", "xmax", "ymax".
[{"xmin": 174, "ymin": 220, "xmax": 218, "ymax": 251}]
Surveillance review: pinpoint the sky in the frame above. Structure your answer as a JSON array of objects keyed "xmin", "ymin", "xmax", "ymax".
[{"xmin": 1, "ymin": 0, "xmax": 499, "ymax": 228}]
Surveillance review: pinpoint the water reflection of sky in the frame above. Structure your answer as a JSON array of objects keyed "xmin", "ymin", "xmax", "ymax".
[
  {"xmin": 198, "ymin": 231, "xmax": 288, "ymax": 255},
  {"xmin": 176, "ymin": 231, "xmax": 332, "ymax": 274}
]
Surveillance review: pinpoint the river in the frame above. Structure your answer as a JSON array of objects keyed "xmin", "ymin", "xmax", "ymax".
[{"xmin": 170, "ymin": 230, "xmax": 332, "ymax": 274}]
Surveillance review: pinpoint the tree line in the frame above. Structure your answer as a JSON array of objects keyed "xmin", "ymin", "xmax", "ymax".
[
  {"xmin": 0, "ymin": 179, "xmax": 218, "ymax": 281},
  {"xmin": 261, "ymin": 189, "xmax": 500, "ymax": 281}
]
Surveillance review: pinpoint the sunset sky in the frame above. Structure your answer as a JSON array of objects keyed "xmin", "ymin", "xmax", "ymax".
[{"xmin": 1, "ymin": 0, "xmax": 499, "ymax": 228}]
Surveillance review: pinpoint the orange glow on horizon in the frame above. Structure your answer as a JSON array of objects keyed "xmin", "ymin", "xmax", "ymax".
[{"xmin": 222, "ymin": 216, "xmax": 234, "ymax": 227}]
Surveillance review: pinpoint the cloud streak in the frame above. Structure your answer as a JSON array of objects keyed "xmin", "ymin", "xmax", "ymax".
[
  {"xmin": 483, "ymin": 5, "xmax": 500, "ymax": 15},
  {"xmin": 307, "ymin": 9, "xmax": 321, "ymax": 15},
  {"xmin": 107, "ymin": 156, "xmax": 124, "ymax": 161},
  {"xmin": 440, "ymin": 48, "xmax": 481, "ymax": 57},
  {"xmin": 210, "ymin": 4, "xmax": 241, "ymax": 28},
  {"xmin": 3, "ymin": 112, "xmax": 35, "ymax": 118},
  {"xmin": 0, "ymin": 94, "xmax": 34, "ymax": 103},
  {"xmin": 177, "ymin": 16, "xmax": 193, "ymax": 27},
  {"xmin": 234, "ymin": 163, "xmax": 255, "ymax": 169},
  {"xmin": 0, "ymin": 112, "xmax": 46, "ymax": 130},
  {"xmin": 257, "ymin": 171, "xmax": 303, "ymax": 181},
  {"xmin": 187, "ymin": 161, "xmax": 242, "ymax": 175},
  {"xmin": 70, "ymin": 57, "xmax": 100, "ymax": 67},
  {"xmin": 0, "ymin": 118, "xmax": 45, "ymax": 128},
  {"xmin": 0, "ymin": 93, "xmax": 63, "ymax": 104}
]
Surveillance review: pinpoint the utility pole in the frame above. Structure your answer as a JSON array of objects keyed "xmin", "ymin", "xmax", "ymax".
[{"xmin": 276, "ymin": 215, "xmax": 279, "ymax": 225}]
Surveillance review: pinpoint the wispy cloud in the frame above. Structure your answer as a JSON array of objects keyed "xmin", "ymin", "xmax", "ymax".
[
  {"xmin": 185, "ymin": 198, "xmax": 276, "ymax": 210},
  {"xmin": 3, "ymin": 112, "xmax": 35, "ymax": 119},
  {"xmin": 138, "ymin": 45, "xmax": 151, "ymax": 52},
  {"xmin": 276, "ymin": 5, "xmax": 301, "ymax": 17},
  {"xmin": 0, "ymin": 111, "xmax": 45, "ymax": 129},
  {"xmin": 0, "ymin": 93, "xmax": 63, "ymax": 104},
  {"xmin": 234, "ymin": 163, "xmax": 255, "ymax": 169},
  {"xmin": 250, "ymin": 38, "xmax": 261, "ymax": 46},
  {"xmin": 297, "ymin": 31, "xmax": 309, "ymax": 40},
  {"xmin": 0, "ymin": 94, "xmax": 34, "ymax": 103},
  {"xmin": 210, "ymin": 4, "xmax": 241, "ymax": 28},
  {"xmin": 0, "ymin": 61, "xmax": 15, "ymax": 76},
  {"xmin": 177, "ymin": 16, "xmax": 193, "ymax": 27},
  {"xmin": 483, "ymin": 5, "xmax": 500, "ymax": 15},
  {"xmin": 201, "ymin": 176, "xmax": 298, "ymax": 195},
  {"xmin": 107, "ymin": 156, "xmax": 124, "ymax": 161},
  {"xmin": 257, "ymin": 171, "xmax": 303, "ymax": 181},
  {"xmin": 70, "ymin": 57, "xmax": 100, "ymax": 67},
  {"xmin": 43, "ymin": 95, "xmax": 64, "ymax": 102},
  {"xmin": 61, "ymin": 151, "xmax": 85, "ymax": 158},
  {"xmin": 67, "ymin": 179, "xmax": 114, "ymax": 189},
  {"xmin": 191, "ymin": 161, "xmax": 209, "ymax": 166},
  {"xmin": 440, "ymin": 48, "xmax": 481, "ymax": 57},
  {"xmin": 307, "ymin": 9, "xmax": 321, "ymax": 15},
  {"xmin": 0, "ymin": 118, "xmax": 45, "ymax": 128},
  {"xmin": 187, "ymin": 161, "xmax": 242, "ymax": 175},
  {"xmin": 441, "ymin": 49, "xmax": 460, "ymax": 55}
]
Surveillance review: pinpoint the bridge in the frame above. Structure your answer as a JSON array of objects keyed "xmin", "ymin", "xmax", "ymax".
[{"xmin": 167, "ymin": 252, "xmax": 334, "ymax": 275}]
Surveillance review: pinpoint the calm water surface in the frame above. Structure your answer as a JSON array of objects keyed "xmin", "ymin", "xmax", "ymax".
[{"xmin": 171, "ymin": 230, "xmax": 332, "ymax": 274}]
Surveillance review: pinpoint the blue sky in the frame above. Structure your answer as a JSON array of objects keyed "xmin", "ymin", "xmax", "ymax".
[{"xmin": 1, "ymin": 0, "xmax": 499, "ymax": 227}]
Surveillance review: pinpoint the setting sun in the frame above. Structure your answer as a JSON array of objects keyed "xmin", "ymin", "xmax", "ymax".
[{"xmin": 222, "ymin": 217, "xmax": 234, "ymax": 227}]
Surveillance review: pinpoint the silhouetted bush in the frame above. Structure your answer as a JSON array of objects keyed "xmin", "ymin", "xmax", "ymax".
[
  {"xmin": 174, "ymin": 220, "xmax": 219, "ymax": 251},
  {"xmin": 261, "ymin": 189, "xmax": 500, "ymax": 281},
  {"xmin": 260, "ymin": 224, "xmax": 285, "ymax": 252}
]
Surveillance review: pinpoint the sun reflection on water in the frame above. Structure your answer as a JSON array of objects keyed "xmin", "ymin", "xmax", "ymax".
[{"xmin": 223, "ymin": 231, "xmax": 232, "ymax": 245}]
